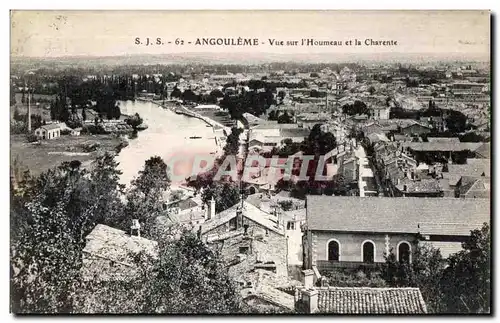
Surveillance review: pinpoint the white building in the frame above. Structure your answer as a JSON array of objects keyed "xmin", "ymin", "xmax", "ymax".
[{"xmin": 34, "ymin": 124, "xmax": 62, "ymax": 140}]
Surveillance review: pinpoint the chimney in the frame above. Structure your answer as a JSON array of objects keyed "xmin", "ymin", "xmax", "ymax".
[
  {"xmin": 301, "ymin": 289, "xmax": 319, "ymax": 313},
  {"xmin": 130, "ymin": 219, "xmax": 141, "ymax": 237},
  {"xmin": 302, "ymin": 269, "xmax": 315, "ymax": 289},
  {"xmin": 236, "ymin": 208, "xmax": 243, "ymax": 229},
  {"xmin": 209, "ymin": 196, "xmax": 215, "ymax": 220}
]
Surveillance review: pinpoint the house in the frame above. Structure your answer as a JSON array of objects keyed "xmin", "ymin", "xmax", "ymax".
[
  {"xmin": 455, "ymin": 176, "xmax": 490, "ymax": 199},
  {"xmin": 399, "ymin": 122, "xmax": 431, "ymax": 136},
  {"xmin": 71, "ymin": 127, "xmax": 82, "ymax": 136},
  {"xmin": 394, "ymin": 178, "xmax": 444, "ymax": 197},
  {"xmin": 34, "ymin": 123, "xmax": 62, "ymax": 140},
  {"xmin": 159, "ymin": 196, "xmax": 207, "ymax": 227},
  {"xmin": 81, "ymin": 224, "xmax": 158, "ymax": 282},
  {"xmin": 474, "ymin": 142, "xmax": 491, "ymax": 159},
  {"xmin": 370, "ymin": 105, "xmax": 390, "ymax": 120},
  {"xmin": 200, "ymin": 200, "xmax": 288, "ymax": 276},
  {"xmin": 303, "ymin": 196, "xmax": 489, "ymax": 274}
]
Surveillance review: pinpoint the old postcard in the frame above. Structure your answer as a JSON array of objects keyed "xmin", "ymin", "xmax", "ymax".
[{"xmin": 10, "ymin": 10, "xmax": 491, "ymax": 314}]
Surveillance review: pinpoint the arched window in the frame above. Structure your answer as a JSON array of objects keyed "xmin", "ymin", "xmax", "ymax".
[
  {"xmin": 327, "ymin": 239, "xmax": 340, "ymax": 261},
  {"xmin": 362, "ymin": 240, "xmax": 375, "ymax": 263},
  {"xmin": 397, "ymin": 241, "xmax": 411, "ymax": 263}
]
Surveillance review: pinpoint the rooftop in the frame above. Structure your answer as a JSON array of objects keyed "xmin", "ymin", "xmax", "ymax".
[
  {"xmin": 402, "ymin": 142, "xmax": 483, "ymax": 152},
  {"xmin": 81, "ymin": 224, "xmax": 158, "ymax": 281},
  {"xmin": 316, "ymin": 287, "xmax": 427, "ymax": 314},
  {"xmin": 306, "ymin": 196, "xmax": 489, "ymax": 235}
]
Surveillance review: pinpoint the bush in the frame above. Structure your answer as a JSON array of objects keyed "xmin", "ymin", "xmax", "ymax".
[
  {"xmin": 323, "ymin": 269, "xmax": 387, "ymax": 288},
  {"xmin": 26, "ymin": 134, "xmax": 39, "ymax": 143},
  {"xmin": 60, "ymin": 129, "xmax": 71, "ymax": 136},
  {"xmin": 11, "ymin": 120, "xmax": 26, "ymax": 134},
  {"xmin": 278, "ymin": 200, "xmax": 294, "ymax": 211}
]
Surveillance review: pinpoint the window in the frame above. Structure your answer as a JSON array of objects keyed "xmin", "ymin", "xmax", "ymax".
[
  {"xmin": 287, "ymin": 221, "xmax": 295, "ymax": 230},
  {"xmin": 327, "ymin": 239, "xmax": 340, "ymax": 261},
  {"xmin": 397, "ymin": 241, "xmax": 411, "ymax": 263},
  {"xmin": 362, "ymin": 240, "xmax": 375, "ymax": 263},
  {"xmin": 239, "ymin": 246, "xmax": 249, "ymax": 254}
]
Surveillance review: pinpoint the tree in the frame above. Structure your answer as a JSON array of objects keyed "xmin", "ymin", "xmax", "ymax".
[
  {"xmin": 124, "ymin": 156, "xmax": 171, "ymax": 237},
  {"xmin": 277, "ymin": 111, "xmax": 293, "ymax": 124},
  {"xmin": 440, "ymin": 223, "xmax": 490, "ymax": 313},
  {"xmin": 76, "ymin": 228, "xmax": 243, "ymax": 314},
  {"xmin": 10, "ymin": 160, "xmax": 123, "ymax": 313},
  {"xmin": 10, "ymin": 85, "xmax": 16, "ymax": 106},
  {"xmin": 125, "ymin": 113, "xmax": 143, "ymax": 130},
  {"xmin": 170, "ymin": 86, "xmax": 182, "ymax": 99},
  {"xmin": 201, "ymin": 181, "xmax": 240, "ymax": 213},
  {"xmin": 277, "ymin": 200, "xmax": 293, "ymax": 211},
  {"xmin": 223, "ymin": 127, "xmax": 243, "ymax": 156},
  {"xmin": 383, "ymin": 244, "xmax": 445, "ymax": 312},
  {"xmin": 13, "ymin": 107, "xmax": 22, "ymax": 122},
  {"xmin": 304, "ymin": 124, "xmax": 337, "ymax": 156},
  {"xmin": 10, "ymin": 152, "xmax": 246, "ymax": 314}
]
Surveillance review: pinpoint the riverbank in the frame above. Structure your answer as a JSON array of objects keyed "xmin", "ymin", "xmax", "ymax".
[
  {"xmin": 10, "ymin": 134, "xmax": 128, "ymax": 177},
  {"xmin": 144, "ymin": 99, "xmax": 231, "ymax": 133}
]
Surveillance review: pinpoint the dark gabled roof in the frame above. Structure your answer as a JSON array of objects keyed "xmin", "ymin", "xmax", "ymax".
[
  {"xmin": 317, "ymin": 287, "xmax": 427, "ymax": 314},
  {"xmin": 458, "ymin": 176, "xmax": 491, "ymax": 197},
  {"xmin": 306, "ymin": 196, "xmax": 489, "ymax": 235},
  {"xmin": 447, "ymin": 159, "xmax": 490, "ymax": 177},
  {"xmin": 39, "ymin": 123, "xmax": 62, "ymax": 131},
  {"xmin": 427, "ymin": 137, "xmax": 460, "ymax": 144},
  {"xmin": 402, "ymin": 142, "xmax": 483, "ymax": 152},
  {"xmin": 396, "ymin": 178, "xmax": 443, "ymax": 193}
]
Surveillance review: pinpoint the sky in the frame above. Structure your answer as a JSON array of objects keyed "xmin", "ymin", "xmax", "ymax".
[{"xmin": 10, "ymin": 10, "xmax": 490, "ymax": 58}]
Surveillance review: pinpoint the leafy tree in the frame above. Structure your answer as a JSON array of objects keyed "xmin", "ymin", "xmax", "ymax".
[
  {"xmin": 125, "ymin": 113, "xmax": 143, "ymax": 130},
  {"xmin": 10, "ymin": 160, "xmax": 120, "ymax": 313},
  {"xmin": 10, "ymin": 85, "xmax": 16, "ymax": 106},
  {"xmin": 277, "ymin": 200, "xmax": 293, "ymax": 211},
  {"xmin": 440, "ymin": 223, "xmax": 490, "ymax": 313},
  {"xmin": 170, "ymin": 86, "xmax": 182, "ymax": 99},
  {"xmin": 13, "ymin": 107, "xmax": 22, "ymax": 122},
  {"xmin": 76, "ymin": 228, "xmax": 242, "ymax": 314},
  {"xmin": 201, "ymin": 181, "xmax": 240, "ymax": 213},
  {"xmin": 277, "ymin": 111, "xmax": 293, "ymax": 124},
  {"xmin": 304, "ymin": 124, "xmax": 337, "ymax": 156},
  {"xmin": 10, "ymin": 155, "xmax": 244, "ymax": 313},
  {"xmin": 124, "ymin": 156, "xmax": 171, "ymax": 237},
  {"xmin": 223, "ymin": 127, "xmax": 243, "ymax": 156},
  {"xmin": 383, "ymin": 244, "xmax": 445, "ymax": 312}
]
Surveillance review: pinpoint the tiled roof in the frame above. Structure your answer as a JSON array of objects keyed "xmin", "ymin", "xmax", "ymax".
[
  {"xmin": 427, "ymin": 137, "xmax": 460, "ymax": 144},
  {"xmin": 396, "ymin": 178, "xmax": 443, "ymax": 193},
  {"xmin": 81, "ymin": 224, "xmax": 158, "ymax": 281},
  {"xmin": 306, "ymin": 196, "xmax": 489, "ymax": 235},
  {"xmin": 39, "ymin": 123, "xmax": 62, "ymax": 131},
  {"xmin": 402, "ymin": 142, "xmax": 483, "ymax": 152},
  {"xmin": 447, "ymin": 159, "xmax": 490, "ymax": 177},
  {"xmin": 201, "ymin": 201, "xmax": 284, "ymax": 236},
  {"xmin": 316, "ymin": 287, "xmax": 427, "ymax": 314}
]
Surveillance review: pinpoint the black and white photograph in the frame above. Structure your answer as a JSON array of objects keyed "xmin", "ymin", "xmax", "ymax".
[{"xmin": 9, "ymin": 9, "xmax": 491, "ymax": 315}]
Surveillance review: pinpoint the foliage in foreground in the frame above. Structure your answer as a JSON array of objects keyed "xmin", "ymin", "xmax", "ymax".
[{"xmin": 10, "ymin": 153, "xmax": 242, "ymax": 314}]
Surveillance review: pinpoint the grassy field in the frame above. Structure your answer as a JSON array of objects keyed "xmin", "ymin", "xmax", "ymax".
[{"xmin": 10, "ymin": 134, "xmax": 124, "ymax": 177}]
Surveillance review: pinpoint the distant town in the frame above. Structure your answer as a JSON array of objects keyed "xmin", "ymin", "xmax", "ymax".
[{"xmin": 10, "ymin": 56, "xmax": 491, "ymax": 314}]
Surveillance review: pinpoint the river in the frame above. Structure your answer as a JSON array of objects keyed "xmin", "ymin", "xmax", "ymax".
[{"xmin": 115, "ymin": 100, "xmax": 219, "ymax": 187}]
